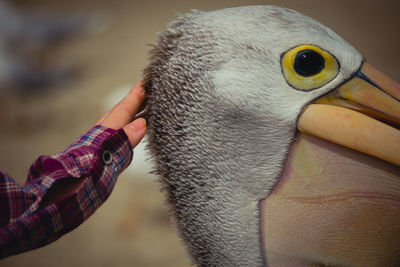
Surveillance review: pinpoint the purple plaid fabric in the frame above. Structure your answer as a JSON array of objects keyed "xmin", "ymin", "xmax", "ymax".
[{"xmin": 0, "ymin": 125, "xmax": 133, "ymax": 258}]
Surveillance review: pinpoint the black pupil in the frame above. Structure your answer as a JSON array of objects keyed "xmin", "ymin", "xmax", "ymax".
[{"xmin": 294, "ymin": 49, "xmax": 325, "ymax": 77}]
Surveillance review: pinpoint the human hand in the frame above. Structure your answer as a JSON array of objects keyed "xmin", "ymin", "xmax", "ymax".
[{"xmin": 97, "ymin": 81, "xmax": 146, "ymax": 147}]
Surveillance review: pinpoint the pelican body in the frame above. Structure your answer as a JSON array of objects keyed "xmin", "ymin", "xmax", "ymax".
[{"xmin": 143, "ymin": 6, "xmax": 400, "ymax": 266}]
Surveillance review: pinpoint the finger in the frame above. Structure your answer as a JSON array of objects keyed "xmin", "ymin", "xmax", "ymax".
[
  {"xmin": 96, "ymin": 110, "xmax": 110, "ymax": 125},
  {"xmin": 101, "ymin": 81, "xmax": 145, "ymax": 129},
  {"xmin": 123, "ymin": 118, "xmax": 146, "ymax": 147}
]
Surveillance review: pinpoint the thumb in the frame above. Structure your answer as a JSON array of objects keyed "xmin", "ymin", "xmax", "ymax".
[{"xmin": 123, "ymin": 118, "xmax": 146, "ymax": 147}]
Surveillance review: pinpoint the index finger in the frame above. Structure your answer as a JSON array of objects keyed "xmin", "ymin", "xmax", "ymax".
[{"xmin": 100, "ymin": 81, "xmax": 145, "ymax": 129}]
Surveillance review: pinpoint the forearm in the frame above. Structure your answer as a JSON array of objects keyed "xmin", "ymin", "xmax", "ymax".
[{"xmin": 0, "ymin": 125, "xmax": 133, "ymax": 258}]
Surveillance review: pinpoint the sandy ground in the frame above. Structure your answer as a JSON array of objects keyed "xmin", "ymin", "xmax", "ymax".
[{"xmin": 0, "ymin": 0, "xmax": 399, "ymax": 266}]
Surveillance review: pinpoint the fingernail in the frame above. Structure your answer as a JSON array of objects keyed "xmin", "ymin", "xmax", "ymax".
[
  {"xmin": 130, "ymin": 118, "xmax": 146, "ymax": 131},
  {"xmin": 134, "ymin": 80, "xmax": 145, "ymax": 96},
  {"xmin": 138, "ymin": 87, "xmax": 145, "ymax": 96}
]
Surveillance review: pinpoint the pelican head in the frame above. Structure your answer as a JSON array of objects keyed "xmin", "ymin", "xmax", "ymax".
[{"xmin": 143, "ymin": 5, "xmax": 400, "ymax": 266}]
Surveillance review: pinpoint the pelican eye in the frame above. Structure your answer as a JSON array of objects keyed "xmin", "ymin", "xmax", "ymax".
[
  {"xmin": 294, "ymin": 49, "xmax": 325, "ymax": 77},
  {"xmin": 281, "ymin": 45, "xmax": 339, "ymax": 91}
]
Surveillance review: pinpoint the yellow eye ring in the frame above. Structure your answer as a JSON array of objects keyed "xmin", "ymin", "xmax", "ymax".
[{"xmin": 281, "ymin": 45, "xmax": 339, "ymax": 91}]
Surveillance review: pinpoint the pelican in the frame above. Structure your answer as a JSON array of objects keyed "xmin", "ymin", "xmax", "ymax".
[{"xmin": 143, "ymin": 6, "xmax": 400, "ymax": 266}]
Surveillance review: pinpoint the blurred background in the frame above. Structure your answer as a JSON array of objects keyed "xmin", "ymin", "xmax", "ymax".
[{"xmin": 0, "ymin": 0, "xmax": 399, "ymax": 266}]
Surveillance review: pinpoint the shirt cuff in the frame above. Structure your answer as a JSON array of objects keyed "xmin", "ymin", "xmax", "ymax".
[{"xmin": 25, "ymin": 125, "xmax": 133, "ymax": 215}]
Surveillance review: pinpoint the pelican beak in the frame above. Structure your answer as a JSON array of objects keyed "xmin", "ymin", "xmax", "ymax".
[
  {"xmin": 260, "ymin": 63, "xmax": 400, "ymax": 266},
  {"xmin": 298, "ymin": 62, "xmax": 400, "ymax": 166}
]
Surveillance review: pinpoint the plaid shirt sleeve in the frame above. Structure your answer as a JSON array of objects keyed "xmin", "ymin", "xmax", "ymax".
[{"xmin": 0, "ymin": 125, "xmax": 133, "ymax": 258}]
